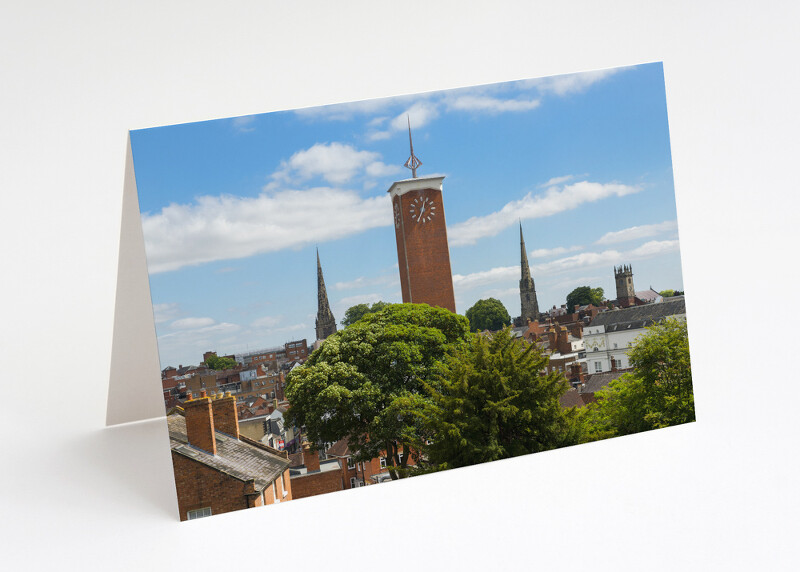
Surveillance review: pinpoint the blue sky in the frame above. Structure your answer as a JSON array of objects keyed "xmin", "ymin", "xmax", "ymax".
[{"xmin": 131, "ymin": 62, "xmax": 683, "ymax": 369}]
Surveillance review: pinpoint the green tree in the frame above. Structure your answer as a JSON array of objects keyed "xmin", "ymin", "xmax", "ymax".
[
  {"xmin": 566, "ymin": 286, "xmax": 604, "ymax": 310},
  {"xmin": 284, "ymin": 303, "xmax": 471, "ymax": 479},
  {"xmin": 659, "ymin": 289, "xmax": 684, "ymax": 298},
  {"xmin": 464, "ymin": 298, "xmax": 511, "ymax": 332},
  {"xmin": 397, "ymin": 328, "xmax": 582, "ymax": 472},
  {"xmin": 585, "ymin": 318, "xmax": 694, "ymax": 440},
  {"xmin": 341, "ymin": 301, "xmax": 390, "ymax": 327},
  {"xmin": 205, "ymin": 354, "xmax": 237, "ymax": 370}
]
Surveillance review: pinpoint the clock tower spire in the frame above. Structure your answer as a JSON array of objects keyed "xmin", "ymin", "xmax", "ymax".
[
  {"xmin": 388, "ymin": 122, "xmax": 456, "ymax": 313},
  {"xmin": 315, "ymin": 248, "xmax": 337, "ymax": 341}
]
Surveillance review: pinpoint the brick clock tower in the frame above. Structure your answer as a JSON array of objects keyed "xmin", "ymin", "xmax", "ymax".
[{"xmin": 387, "ymin": 122, "xmax": 456, "ymax": 313}]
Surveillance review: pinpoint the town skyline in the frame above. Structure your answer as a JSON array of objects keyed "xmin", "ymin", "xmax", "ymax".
[{"xmin": 131, "ymin": 62, "xmax": 682, "ymax": 368}]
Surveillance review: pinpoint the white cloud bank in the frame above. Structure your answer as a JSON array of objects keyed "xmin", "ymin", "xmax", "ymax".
[
  {"xmin": 142, "ymin": 188, "xmax": 391, "ymax": 274},
  {"xmin": 529, "ymin": 245, "xmax": 583, "ymax": 259},
  {"xmin": 141, "ymin": 141, "xmax": 407, "ymax": 274},
  {"xmin": 449, "ymin": 180, "xmax": 641, "ymax": 246},
  {"xmin": 269, "ymin": 142, "xmax": 400, "ymax": 186},
  {"xmin": 595, "ymin": 220, "xmax": 678, "ymax": 245},
  {"xmin": 453, "ymin": 239, "xmax": 680, "ymax": 293}
]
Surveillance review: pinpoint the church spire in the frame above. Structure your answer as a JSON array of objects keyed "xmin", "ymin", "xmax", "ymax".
[
  {"xmin": 519, "ymin": 223, "xmax": 539, "ymax": 323},
  {"xmin": 315, "ymin": 248, "xmax": 337, "ymax": 341},
  {"xmin": 403, "ymin": 116, "xmax": 422, "ymax": 178}
]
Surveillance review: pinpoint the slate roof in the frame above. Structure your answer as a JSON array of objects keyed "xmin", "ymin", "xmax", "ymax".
[
  {"xmin": 168, "ymin": 412, "xmax": 289, "ymax": 492},
  {"xmin": 579, "ymin": 370, "xmax": 630, "ymax": 395},
  {"xmin": 589, "ymin": 296, "xmax": 685, "ymax": 332},
  {"xmin": 324, "ymin": 440, "xmax": 352, "ymax": 458},
  {"xmin": 559, "ymin": 386, "xmax": 589, "ymax": 408},
  {"xmin": 635, "ymin": 288, "xmax": 662, "ymax": 303}
]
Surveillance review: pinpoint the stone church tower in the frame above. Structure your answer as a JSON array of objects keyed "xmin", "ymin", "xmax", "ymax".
[
  {"xmin": 315, "ymin": 249, "xmax": 337, "ymax": 341},
  {"xmin": 519, "ymin": 224, "xmax": 540, "ymax": 323},
  {"xmin": 614, "ymin": 264, "xmax": 636, "ymax": 308}
]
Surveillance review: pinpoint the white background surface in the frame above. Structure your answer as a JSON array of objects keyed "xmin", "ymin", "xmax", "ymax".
[{"xmin": 2, "ymin": 1, "xmax": 798, "ymax": 570}]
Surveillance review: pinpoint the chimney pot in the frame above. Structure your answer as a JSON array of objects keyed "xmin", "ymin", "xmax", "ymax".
[
  {"xmin": 211, "ymin": 392, "xmax": 239, "ymax": 439},
  {"xmin": 184, "ymin": 395, "xmax": 216, "ymax": 454}
]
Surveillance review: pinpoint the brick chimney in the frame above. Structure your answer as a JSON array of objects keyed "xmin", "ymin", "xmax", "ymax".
[
  {"xmin": 211, "ymin": 391, "xmax": 239, "ymax": 439},
  {"xmin": 302, "ymin": 440, "xmax": 320, "ymax": 472},
  {"xmin": 184, "ymin": 390, "xmax": 216, "ymax": 455}
]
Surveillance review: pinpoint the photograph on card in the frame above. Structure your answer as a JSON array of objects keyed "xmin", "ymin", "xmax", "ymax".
[{"xmin": 131, "ymin": 61, "xmax": 693, "ymax": 521}]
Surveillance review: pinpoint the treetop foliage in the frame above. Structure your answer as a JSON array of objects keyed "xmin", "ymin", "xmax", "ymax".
[
  {"xmin": 658, "ymin": 289, "xmax": 684, "ymax": 298},
  {"xmin": 204, "ymin": 354, "xmax": 237, "ymax": 370},
  {"xmin": 566, "ymin": 286, "xmax": 604, "ymax": 310},
  {"xmin": 464, "ymin": 297, "xmax": 511, "ymax": 332},
  {"xmin": 284, "ymin": 303, "xmax": 471, "ymax": 477},
  {"xmin": 341, "ymin": 301, "xmax": 390, "ymax": 327},
  {"xmin": 584, "ymin": 317, "xmax": 694, "ymax": 440},
  {"xmin": 396, "ymin": 327, "xmax": 582, "ymax": 471}
]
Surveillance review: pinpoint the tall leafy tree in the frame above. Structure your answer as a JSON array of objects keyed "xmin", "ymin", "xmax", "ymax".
[
  {"xmin": 341, "ymin": 301, "xmax": 390, "ymax": 327},
  {"xmin": 464, "ymin": 298, "xmax": 511, "ymax": 332},
  {"xmin": 205, "ymin": 354, "xmax": 237, "ymax": 370},
  {"xmin": 566, "ymin": 286, "xmax": 604, "ymax": 310},
  {"xmin": 397, "ymin": 328, "xmax": 583, "ymax": 472},
  {"xmin": 284, "ymin": 303, "xmax": 470, "ymax": 479},
  {"xmin": 586, "ymin": 318, "xmax": 694, "ymax": 440}
]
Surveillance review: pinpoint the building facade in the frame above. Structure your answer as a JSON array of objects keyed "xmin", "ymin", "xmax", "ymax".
[
  {"xmin": 169, "ymin": 390, "xmax": 292, "ymax": 521},
  {"xmin": 583, "ymin": 296, "xmax": 686, "ymax": 374}
]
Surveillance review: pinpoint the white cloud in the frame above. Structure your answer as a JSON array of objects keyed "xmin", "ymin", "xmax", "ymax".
[
  {"xmin": 294, "ymin": 97, "xmax": 405, "ymax": 121},
  {"xmin": 521, "ymin": 68, "xmax": 623, "ymax": 96},
  {"xmin": 534, "ymin": 240, "xmax": 680, "ymax": 275},
  {"xmin": 446, "ymin": 95, "xmax": 540, "ymax": 113},
  {"xmin": 142, "ymin": 187, "xmax": 391, "ymax": 274},
  {"xmin": 153, "ymin": 302, "xmax": 180, "ymax": 324},
  {"xmin": 170, "ymin": 317, "xmax": 215, "ymax": 330},
  {"xmin": 452, "ymin": 265, "xmax": 519, "ymax": 291},
  {"xmin": 333, "ymin": 274, "xmax": 397, "ymax": 291},
  {"xmin": 449, "ymin": 180, "xmax": 641, "ymax": 246},
  {"xmin": 595, "ymin": 220, "xmax": 678, "ymax": 245},
  {"xmin": 270, "ymin": 142, "xmax": 400, "ymax": 186},
  {"xmin": 538, "ymin": 175, "xmax": 574, "ymax": 188},
  {"xmin": 453, "ymin": 239, "xmax": 679, "ymax": 292},
  {"xmin": 529, "ymin": 245, "xmax": 583, "ymax": 259},
  {"xmin": 231, "ymin": 115, "xmax": 256, "ymax": 133},
  {"xmin": 368, "ymin": 101, "xmax": 440, "ymax": 141},
  {"xmin": 548, "ymin": 275, "xmax": 604, "ymax": 291}
]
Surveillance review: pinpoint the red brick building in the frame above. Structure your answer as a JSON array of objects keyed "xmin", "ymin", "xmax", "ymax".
[
  {"xmin": 169, "ymin": 390, "xmax": 292, "ymax": 521},
  {"xmin": 389, "ymin": 174, "xmax": 456, "ymax": 313}
]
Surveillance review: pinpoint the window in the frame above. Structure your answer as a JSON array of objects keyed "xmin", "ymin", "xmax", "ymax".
[
  {"xmin": 594, "ymin": 361, "xmax": 602, "ymax": 373},
  {"xmin": 380, "ymin": 457, "xmax": 387, "ymax": 469},
  {"xmin": 613, "ymin": 343, "xmax": 618, "ymax": 349},
  {"xmin": 347, "ymin": 457, "xmax": 356, "ymax": 470},
  {"xmin": 187, "ymin": 507, "xmax": 212, "ymax": 520},
  {"xmin": 350, "ymin": 477, "xmax": 357, "ymax": 489}
]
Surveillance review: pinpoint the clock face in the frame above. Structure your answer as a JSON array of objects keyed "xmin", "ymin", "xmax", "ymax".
[
  {"xmin": 394, "ymin": 201, "xmax": 401, "ymax": 228},
  {"xmin": 409, "ymin": 195, "xmax": 436, "ymax": 223}
]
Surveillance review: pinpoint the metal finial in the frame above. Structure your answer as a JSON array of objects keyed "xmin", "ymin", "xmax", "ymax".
[{"xmin": 403, "ymin": 115, "xmax": 422, "ymax": 178}]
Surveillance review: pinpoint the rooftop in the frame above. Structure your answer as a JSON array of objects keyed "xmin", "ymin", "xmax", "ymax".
[
  {"xmin": 168, "ymin": 412, "xmax": 289, "ymax": 492},
  {"xmin": 589, "ymin": 296, "xmax": 685, "ymax": 331}
]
